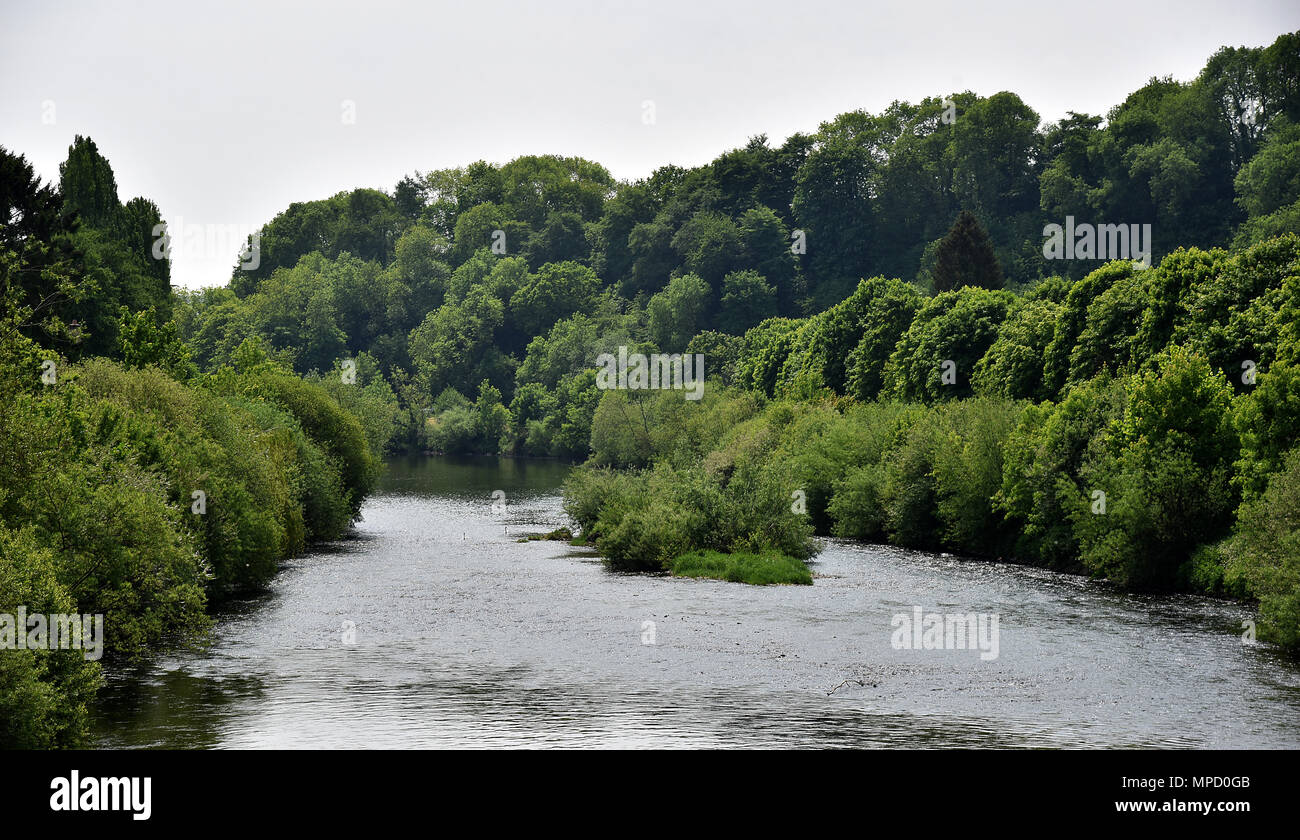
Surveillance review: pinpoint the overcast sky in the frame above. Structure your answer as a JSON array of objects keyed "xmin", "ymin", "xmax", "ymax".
[{"xmin": 3, "ymin": 0, "xmax": 1298, "ymax": 288}]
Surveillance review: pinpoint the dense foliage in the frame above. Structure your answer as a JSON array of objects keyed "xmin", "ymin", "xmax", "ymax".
[
  {"xmin": 166, "ymin": 34, "xmax": 1298, "ymax": 465},
  {"xmin": 3, "ymin": 31, "xmax": 1299, "ymax": 746},
  {"xmin": 1, "ymin": 145, "xmax": 380, "ymax": 747},
  {"xmin": 566, "ymin": 232, "xmax": 1300, "ymax": 653}
]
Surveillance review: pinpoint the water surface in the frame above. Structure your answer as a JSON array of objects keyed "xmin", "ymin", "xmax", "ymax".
[{"xmin": 92, "ymin": 455, "xmax": 1300, "ymax": 748}]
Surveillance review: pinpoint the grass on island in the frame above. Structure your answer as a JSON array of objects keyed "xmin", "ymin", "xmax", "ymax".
[
  {"xmin": 516, "ymin": 526, "xmax": 576, "ymax": 543},
  {"xmin": 670, "ymin": 550, "xmax": 812, "ymax": 586}
]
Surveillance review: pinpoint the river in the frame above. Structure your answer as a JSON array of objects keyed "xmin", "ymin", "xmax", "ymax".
[{"xmin": 91, "ymin": 455, "xmax": 1300, "ymax": 748}]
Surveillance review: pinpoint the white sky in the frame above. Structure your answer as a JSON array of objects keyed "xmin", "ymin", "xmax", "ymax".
[{"xmin": 3, "ymin": 0, "xmax": 1298, "ymax": 288}]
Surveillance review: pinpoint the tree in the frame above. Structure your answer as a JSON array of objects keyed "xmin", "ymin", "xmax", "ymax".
[
  {"xmin": 883, "ymin": 287, "xmax": 1016, "ymax": 401},
  {"xmin": 792, "ymin": 136, "xmax": 878, "ymax": 305},
  {"xmin": 972, "ymin": 298, "xmax": 1062, "ymax": 401},
  {"xmin": 407, "ymin": 287, "xmax": 505, "ymax": 401},
  {"xmin": 718, "ymin": 270, "xmax": 777, "ymax": 335},
  {"xmin": 497, "ymin": 155, "xmax": 615, "ymax": 228},
  {"xmin": 1073, "ymin": 348, "xmax": 1239, "ymax": 589},
  {"xmin": 589, "ymin": 182, "xmax": 660, "ymax": 295},
  {"xmin": 1233, "ymin": 123, "xmax": 1300, "ymax": 220},
  {"xmin": 738, "ymin": 206, "xmax": 800, "ymax": 314},
  {"xmin": 515, "ymin": 313, "xmax": 608, "ymax": 390},
  {"xmin": 647, "ymin": 273, "xmax": 710, "ymax": 350},
  {"xmin": 301, "ymin": 288, "xmax": 348, "ymax": 374},
  {"xmin": 947, "ymin": 93, "xmax": 1043, "ymax": 223},
  {"xmin": 523, "ymin": 210, "xmax": 589, "ymax": 267},
  {"xmin": 473, "ymin": 380, "xmax": 510, "ymax": 451},
  {"xmin": 625, "ymin": 216, "xmax": 678, "ymax": 297},
  {"xmin": 58, "ymin": 136, "xmax": 119, "ymax": 228},
  {"xmin": 0, "ymin": 147, "xmax": 87, "ymax": 350},
  {"xmin": 932, "ymin": 210, "xmax": 1003, "ymax": 292},
  {"xmin": 116, "ymin": 306, "xmax": 196, "ymax": 379},
  {"xmin": 236, "ymin": 189, "xmax": 407, "ymax": 294},
  {"xmin": 843, "ymin": 277, "xmax": 925, "ymax": 401},
  {"xmin": 734, "ymin": 317, "xmax": 803, "ymax": 396},
  {"xmin": 997, "ymin": 376, "xmax": 1128, "ymax": 569},
  {"xmin": 508, "ymin": 261, "xmax": 601, "ymax": 339},
  {"xmin": 671, "ymin": 211, "xmax": 743, "ymax": 290},
  {"xmin": 1041, "ymin": 261, "xmax": 1135, "ymax": 397}
]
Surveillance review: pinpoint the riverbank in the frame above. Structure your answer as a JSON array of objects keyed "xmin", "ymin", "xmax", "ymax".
[
  {"xmin": 89, "ymin": 456, "xmax": 1300, "ymax": 749},
  {"xmin": 564, "ymin": 358, "xmax": 1300, "ymax": 655},
  {"xmin": 0, "ymin": 337, "xmax": 381, "ymax": 749}
]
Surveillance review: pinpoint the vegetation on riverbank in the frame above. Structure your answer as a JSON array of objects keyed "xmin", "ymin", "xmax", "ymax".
[
  {"xmin": 3, "ymin": 31, "xmax": 1299, "ymax": 747},
  {"xmin": 563, "ymin": 232, "xmax": 1300, "ymax": 651},
  {"xmin": 1, "ymin": 146, "xmax": 381, "ymax": 748},
  {"xmin": 164, "ymin": 34, "xmax": 1298, "ymax": 465}
]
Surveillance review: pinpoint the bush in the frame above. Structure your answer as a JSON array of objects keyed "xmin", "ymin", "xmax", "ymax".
[
  {"xmin": 426, "ymin": 404, "xmax": 479, "ymax": 454},
  {"xmin": 931, "ymin": 399, "xmax": 1026, "ymax": 556},
  {"xmin": 73, "ymin": 360, "xmax": 297, "ymax": 593},
  {"xmin": 596, "ymin": 499, "xmax": 693, "ymax": 573},
  {"xmin": 996, "ymin": 376, "xmax": 1127, "ymax": 569},
  {"xmin": 776, "ymin": 401, "xmax": 915, "ymax": 534},
  {"xmin": 563, "ymin": 455, "xmax": 815, "ymax": 578},
  {"xmin": 827, "ymin": 462, "xmax": 889, "ymax": 541},
  {"xmin": 0, "ymin": 527, "xmax": 103, "ymax": 748},
  {"xmin": 1073, "ymin": 348, "xmax": 1239, "ymax": 589},
  {"xmin": 0, "ymin": 337, "xmax": 380, "ymax": 743},
  {"xmin": 883, "ymin": 287, "xmax": 1017, "ymax": 402},
  {"xmin": 561, "ymin": 468, "xmax": 642, "ymax": 536},
  {"xmin": 1230, "ymin": 446, "xmax": 1300, "ymax": 650},
  {"xmin": 310, "ymin": 354, "xmax": 403, "ymax": 457},
  {"xmin": 243, "ymin": 371, "xmax": 378, "ymax": 515}
]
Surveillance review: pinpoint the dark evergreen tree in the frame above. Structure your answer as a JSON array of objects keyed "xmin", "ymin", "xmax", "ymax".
[
  {"xmin": 58, "ymin": 135, "xmax": 120, "ymax": 228},
  {"xmin": 932, "ymin": 210, "xmax": 1003, "ymax": 293}
]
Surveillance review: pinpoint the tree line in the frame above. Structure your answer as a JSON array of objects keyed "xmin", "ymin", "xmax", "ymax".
[
  {"xmin": 170, "ymin": 33, "xmax": 1299, "ymax": 464},
  {"xmin": 3, "ymin": 31, "xmax": 1298, "ymax": 745},
  {"xmin": 566, "ymin": 233, "xmax": 1300, "ymax": 647},
  {"xmin": 0, "ymin": 146, "xmax": 380, "ymax": 748}
]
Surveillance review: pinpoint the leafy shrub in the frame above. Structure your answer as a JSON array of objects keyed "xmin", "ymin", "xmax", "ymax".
[
  {"xmin": 996, "ymin": 376, "xmax": 1127, "ymax": 569},
  {"xmin": 1230, "ymin": 446, "xmax": 1300, "ymax": 648},
  {"xmin": 0, "ymin": 527, "xmax": 103, "ymax": 748},
  {"xmin": 1073, "ymin": 348, "xmax": 1239, "ymax": 589}
]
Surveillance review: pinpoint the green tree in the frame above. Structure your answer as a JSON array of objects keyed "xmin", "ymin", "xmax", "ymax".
[
  {"xmin": 509, "ymin": 261, "xmax": 601, "ymax": 338},
  {"xmin": 407, "ymin": 287, "xmax": 505, "ymax": 401},
  {"xmin": 58, "ymin": 135, "xmax": 119, "ymax": 228},
  {"xmin": 973, "ymin": 298, "xmax": 1062, "ymax": 401},
  {"xmin": 647, "ymin": 273, "xmax": 710, "ymax": 350},
  {"xmin": 473, "ymin": 379, "xmax": 510, "ymax": 451},
  {"xmin": 883, "ymin": 287, "xmax": 1016, "ymax": 401},
  {"xmin": 932, "ymin": 210, "xmax": 1003, "ymax": 292},
  {"xmin": 1073, "ymin": 348, "xmax": 1239, "ymax": 589},
  {"xmin": 718, "ymin": 270, "xmax": 777, "ymax": 335}
]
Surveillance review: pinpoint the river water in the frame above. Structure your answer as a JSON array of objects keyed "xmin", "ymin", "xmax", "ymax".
[{"xmin": 92, "ymin": 455, "xmax": 1300, "ymax": 748}]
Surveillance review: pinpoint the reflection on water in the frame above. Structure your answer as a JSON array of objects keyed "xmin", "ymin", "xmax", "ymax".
[{"xmin": 92, "ymin": 456, "xmax": 1300, "ymax": 749}]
